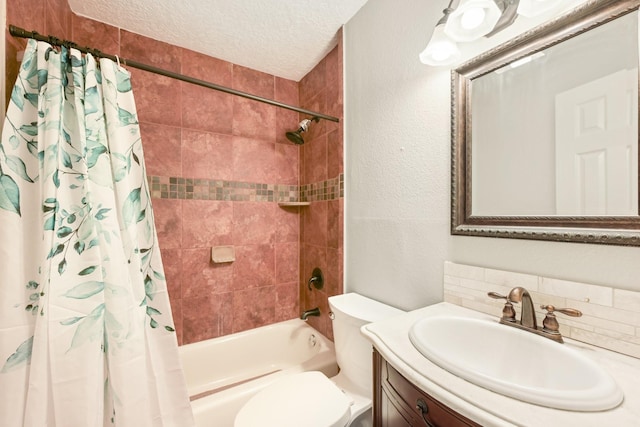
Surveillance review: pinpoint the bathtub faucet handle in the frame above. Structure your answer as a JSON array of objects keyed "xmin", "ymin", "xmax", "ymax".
[{"xmin": 308, "ymin": 267, "xmax": 324, "ymax": 291}]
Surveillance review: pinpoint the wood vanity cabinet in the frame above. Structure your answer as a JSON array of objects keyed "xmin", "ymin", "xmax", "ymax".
[{"xmin": 373, "ymin": 349, "xmax": 481, "ymax": 427}]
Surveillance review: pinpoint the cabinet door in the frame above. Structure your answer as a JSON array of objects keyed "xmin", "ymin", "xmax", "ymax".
[
  {"xmin": 373, "ymin": 349, "xmax": 481, "ymax": 427},
  {"xmin": 380, "ymin": 387, "xmax": 416, "ymax": 427}
]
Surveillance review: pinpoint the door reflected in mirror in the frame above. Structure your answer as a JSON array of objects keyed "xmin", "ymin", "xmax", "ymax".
[{"xmin": 471, "ymin": 10, "xmax": 638, "ymax": 217}]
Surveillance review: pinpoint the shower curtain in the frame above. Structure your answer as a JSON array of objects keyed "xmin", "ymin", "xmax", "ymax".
[{"xmin": 0, "ymin": 39, "xmax": 194, "ymax": 426}]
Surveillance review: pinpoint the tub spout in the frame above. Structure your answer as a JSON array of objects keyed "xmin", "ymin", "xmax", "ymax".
[{"xmin": 301, "ymin": 307, "xmax": 321, "ymax": 321}]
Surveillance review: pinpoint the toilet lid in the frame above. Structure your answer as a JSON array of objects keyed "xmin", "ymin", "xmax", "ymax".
[{"xmin": 235, "ymin": 371, "xmax": 352, "ymax": 427}]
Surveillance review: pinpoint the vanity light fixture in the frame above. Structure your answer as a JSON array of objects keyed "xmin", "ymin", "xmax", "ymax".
[
  {"xmin": 420, "ymin": 0, "xmax": 567, "ymax": 67},
  {"xmin": 419, "ymin": 1, "xmax": 461, "ymax": 66}
]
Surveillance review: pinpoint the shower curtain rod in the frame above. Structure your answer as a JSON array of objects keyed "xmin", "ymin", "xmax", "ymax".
[{"xmin": 9, "ymin": 25, "xmax": 340, "ymax": 123}]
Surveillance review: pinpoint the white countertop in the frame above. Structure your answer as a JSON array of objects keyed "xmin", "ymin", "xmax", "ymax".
[{"xmin": 362, "ymin": 302, "xmax": 640, "ymax": 427}]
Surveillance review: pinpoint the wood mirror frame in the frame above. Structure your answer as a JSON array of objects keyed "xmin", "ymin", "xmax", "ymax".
[{"xmin": 451, "ymin": 0, "xmax": 640, "ymax": 246}]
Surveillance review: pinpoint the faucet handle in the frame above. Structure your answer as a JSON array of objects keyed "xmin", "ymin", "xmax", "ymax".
[
  {"xmin": 540, "ymin": 305, "xmax": 582, "ymax": 318},
  {"xmin": 307, "ymin": 267, "xmax": 324, "ymax": 291},
  {"xmin": 487, "ymin": 292, "xmax": 516, "ymax": 322},
  {"xmin": 487, "ymin": 291, "xmax": 509, "ymax": 301},
  {"xmin": 540, "ymin": 305, "xmax": 582, "ymax": 334}
]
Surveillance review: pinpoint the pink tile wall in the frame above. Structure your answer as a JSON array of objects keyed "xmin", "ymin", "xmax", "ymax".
[
  {"xmin": 5, "ymin": 1, "xmax": 307, "ymax": 345},
  {"xmin": 298, "ymin": 33, "xmax": 345, "ymax": 340}
]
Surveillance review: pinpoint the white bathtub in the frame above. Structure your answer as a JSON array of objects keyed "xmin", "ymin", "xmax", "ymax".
[{"xmin": 179, "ymin": 319, "xmax": 339, "ymax": 427}]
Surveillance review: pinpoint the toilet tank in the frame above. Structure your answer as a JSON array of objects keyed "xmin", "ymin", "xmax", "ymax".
[{"xmin": 328, "ymin": 293, "xmax": 404, "ymax": 394}]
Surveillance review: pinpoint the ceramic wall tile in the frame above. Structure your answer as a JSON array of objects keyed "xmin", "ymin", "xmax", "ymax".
[
  {"xmin": 276, "ymin": 242, "xmax": 299, "ymax": 284},
  {"xmin": 181, "ymin": 129, "xmax": 233, "ymax": 180},
  {"xmin": 303, "ymin": 201, "xmax": 328, "ymax": 247},
  {"xmin": 484, "ymin": 267, "xmax": 539, "ymax": 290},
  {"xmin": 302, "ymin": 244, "xmax": 327, "ymax": 287},
  {"xmin": 540, "ymin": 277, "xmax": 613, "ymax": 306},
  {"xmin": 130, "ymin": 69, "xmax": 182, "ymax": 127},
  {"xmin": 327, "ymin": 129, "xmax": 343, "ymax": 179},
  {"xmin": 300, "ymin": 57, "xmax": 326, "ymax": 102},
  {"xmin": 304, "ymin": 134, "xmax": 328, "ymax": 184},
  {"xmin": 181, "ymin": 83, "xmax": 233, "ymax": 134},
  {"xmin": 181, "ymin": 248, "xmax": 233, "ymax": 299},
  {"xmin": 274, "ymin": 77, "xmax": 300, "ymax": 145},
  {"xmin": 140, "ymin": 122, "xmax": 182, "ymax": 177},
  {"xmin": 300, "ymin": 92, "xmax": 327, "ymax": 142},
  {"xmin": 120, "ymin": 30, "xmax": 181, "ymax": 72},
  {"xmin": 232, "ymin": 136, "xmax": 276, "ymax": 183},
  {"xmin": 45, "ymin": 0, "xmax": 71, "ymax": 39},
  {"xmin": 274, "ymin": 207, "xmax": 300, "ymax": 243},
  {"xmin": 232, "ymin": 244, "xmax": 276, "ymax": 289},
  {"xmin": 275, "ymin": 142, "xmax": 299, "ymax": 185},
  {"xmin": 181, "ymin": 200, "xmax": 233, "ymax": 248},
  {"xmin": 613, "ymin": 288, "xmax": 640, "ymax": 312},
  {"xmin": 71, "ymin": 15, "xmax": 118, "ymax": 54},
  {"xmin": 232, "ymin": 64, "xmax": 274, "ymax": 98},
  {"xmin": 7, "ymin": 0, "xmax": 46, "ymax": 35},
  {"xmin": 275, "ymin": 282, "xmax": 299, "ymax": 322},
  {"xmin": 325, "ymin": 248, "xmax": 343, "ymax": 296},
  {"xmin": 325, "ymin": 45, "xmax": 340, "ymax": 85},
  {"xmin": 232, "ymin": 202, "xmax": 276, "ymax": 245},
  {"xmin": 152, "ymin": 199, "xmax": 183, "ymax": 249},
  {"xmin": 232, "ymin": 286, "xmax": 276, "ymax": 334},
  {"xmin": 275, "ymin": 77, "xmax": 298, "ymax": 104},
  {"xmin": 181, "ymin": 48, "xmax": 232, "ymax": 85},
  {"xmin": 276, "ymin": 108, "xmax": 302, "ymax": 146},
  {"xmin": 232, "ymin": 97, "xmax": 277, "ymax": 141},
  {"xmin": 182, "ymin": 293, "xmax": 233, "ymax": 344}
]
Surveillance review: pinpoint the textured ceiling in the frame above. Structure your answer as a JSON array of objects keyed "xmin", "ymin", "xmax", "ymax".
[{"xmin": 67, "ymin": 0, "xmax": 369, "ymax": 81}]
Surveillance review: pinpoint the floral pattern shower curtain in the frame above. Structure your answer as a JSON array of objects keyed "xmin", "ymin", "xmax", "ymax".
[{"xmin": 0, "ymin": 39, "xmax": 194, "ymax": 426}]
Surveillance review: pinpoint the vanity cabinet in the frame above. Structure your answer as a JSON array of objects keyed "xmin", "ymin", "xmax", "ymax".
[{"xmin": 373, "ymin": 349, "xmax": 481, "ymax": 427}]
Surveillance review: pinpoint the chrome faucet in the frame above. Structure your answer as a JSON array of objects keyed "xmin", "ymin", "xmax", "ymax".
[
  {"xmin": 300, "ymin": 307, "xmax": 321, "ymax": 321},
  {"xmin": 488, "ymin": 287, "xmax": 582, "ymax": 343}
]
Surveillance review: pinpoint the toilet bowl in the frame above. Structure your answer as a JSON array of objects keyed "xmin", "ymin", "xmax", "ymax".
[{"xmin": 234, "ymin": 293, "xmax": 404, "ymax": 427}]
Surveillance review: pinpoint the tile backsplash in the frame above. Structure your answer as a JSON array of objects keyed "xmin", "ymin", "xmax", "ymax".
[{"xmin": 444, "ymin": 262, "xmax": 640, "ymax": 358}]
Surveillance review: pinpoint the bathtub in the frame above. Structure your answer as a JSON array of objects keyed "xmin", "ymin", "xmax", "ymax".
[{"xmin": 179, "ymin": 318, "xmax": 339, "ymax": 427}]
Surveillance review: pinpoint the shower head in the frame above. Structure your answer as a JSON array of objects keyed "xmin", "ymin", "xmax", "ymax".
[
  {"xmin": 286, "ymin": 117, "xmax": 319, "ymax": 145},
  {"xmin": 286, "ymin": 129, "xmax": 305, "ymax": 145}
]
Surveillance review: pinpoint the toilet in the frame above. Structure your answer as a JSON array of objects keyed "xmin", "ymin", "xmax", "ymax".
[{"xmin": 234, "ymin": 293, "xmax": 404, "ymax": 427}]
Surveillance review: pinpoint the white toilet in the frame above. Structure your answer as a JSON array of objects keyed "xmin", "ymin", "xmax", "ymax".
[{"xmin": 234, "ymin": 293, "xmax": 404, "ymax": 427}]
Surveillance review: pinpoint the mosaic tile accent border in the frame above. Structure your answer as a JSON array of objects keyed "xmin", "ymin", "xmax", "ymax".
[
  {"xmin": 300, "ymin": 174, "xmax": 344, "ymax": 202},
  {"xmin": 147, "ymin": 174, "xmax": 344, "ymax": 203},
  {"xmin": 444, "ymin": 261, "xmax": 640, "ymax": 359}
]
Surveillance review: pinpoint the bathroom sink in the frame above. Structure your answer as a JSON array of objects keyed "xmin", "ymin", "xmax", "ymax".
[{"xmin": 408, "ymin": 316, "xmax": 623, "ymax": 411}]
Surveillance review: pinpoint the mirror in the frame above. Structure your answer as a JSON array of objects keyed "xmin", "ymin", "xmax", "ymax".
[{"xmin": 452, "ymin": 0, "xmax": 640, "ymax": 245}]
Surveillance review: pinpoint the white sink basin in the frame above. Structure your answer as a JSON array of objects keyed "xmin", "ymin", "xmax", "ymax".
[{"xmin": 408, "ymin": 316, "xmax": 623, "ymax": 411}]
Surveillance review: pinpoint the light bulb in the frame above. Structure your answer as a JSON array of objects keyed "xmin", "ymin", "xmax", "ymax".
[
  {"xmin": 460, "ymin": 7, "xmax": 486, "ymax": 30},
  {"xmin": 419, "ymin": 25, "xmax": 461, "ymax": 66},
  {"xmin": 444, "ymin": 0, "xmax": 502, "ymax": 42}
]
